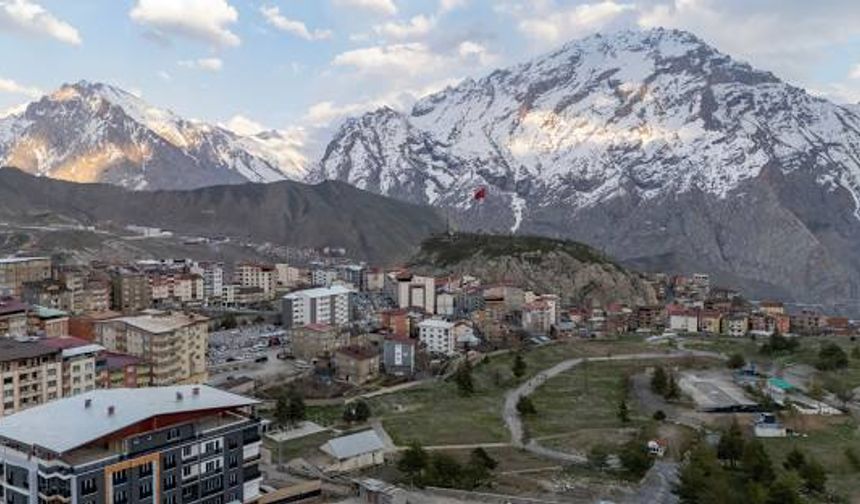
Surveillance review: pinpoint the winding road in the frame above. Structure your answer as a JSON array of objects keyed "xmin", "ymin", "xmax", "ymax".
[{"xmin": 502, "ymin": 346, "xmax": 724, "ymax": 503}]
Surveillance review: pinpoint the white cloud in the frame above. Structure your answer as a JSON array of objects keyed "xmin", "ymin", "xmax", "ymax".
[
  {"xmin": 130, "ymin": 0, "xmax": 240, "ymax": 47},
  {"xmin": 373, "ymin": 15, "xmax": 435, "ymax": 39},
  {"xmin": 333, "ymin": 0, "xmax": 397, "ymax": 16},
  {"xmin": 223, "ymin": 114, "xmax": 267, "ymax": 135},
  {"xmin": 850, "ymin": 64, "xmax": 860, "ymax": 80},
  {"xmin": 0, "ymin": 76, "xmax": 42, "ymax": 98},
  {"xmin": 304, "ymin": 78, "xmax": 460, "ymax": 127},
  {"xmin": 458, "ymin": 40, "xmax": 497, "ymax": 66},
  {"xmin": 178, "ymin": 57, "xmax": 223, "ymax": 71},
  {"xmin": 517, "ymin": 1, "xmax": 635, "ymax": 44},
  {"xmin": 439, "ymin": 0, "xmax": 467, "ymax": 13},
  {"xmin": 261, "ymin": 5, "xmax": 332, "ymax": 41},
  {"xmin": 332, "ymin": 43, "xmax": 446, "ymax": 76},
  {"xmin": 0, "ymin": 0, "xmax": 81, "ymax": 45},
  {"xmin": 157, "ymin": 70, "xmax": 172, "ymax": 81}
]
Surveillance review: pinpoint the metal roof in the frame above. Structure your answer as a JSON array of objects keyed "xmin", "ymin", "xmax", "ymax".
[
  {"xmin": 283, "ymin": 285, "xmax": 353, "ymax": 300},
  {"xmin": 0, "ymin": 385, "xmax": 258, "ymax": 454},
  {"xmin": 320, "ymin": 430, "xmax": 385, "ymax": 460}
]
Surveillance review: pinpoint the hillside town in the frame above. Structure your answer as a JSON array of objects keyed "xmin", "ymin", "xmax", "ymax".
[{"xmin": 0, "ymin": 245, "xmax": 858, "ymax": 504}]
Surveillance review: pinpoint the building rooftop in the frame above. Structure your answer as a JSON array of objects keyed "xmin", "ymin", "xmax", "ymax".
[
  {"xmin": 103, "ymin": 351, "xmax": 145, "ymax": 369},
  {"xmin": 0, "ymin": 340, "xmax": 58, "ymax": 362},
  {"xmin": 418, "ymin": 318, "xmax": 454, "ymax": 329},
  {"xmin": 112, "ymin": 311, "xmax": 208, "ymax": 334},
  {"xmin": 283, "ymin": 285, "xmax": 353, "ymax": 299},
  {"xmin": 0, "ymin": 298, "xmax": 29, "ymax": 316},
  {"xmin": 41, "ymin": 338, "xmax": 105, "ymax": 358},
  {"xmin": 0, "ymin": 256, "xmax": 49, "ymax": 265},
  {"xmin": 0, "ymin": 385, "xmax": 258, "ymax": 454},
  {"xmin": 34, "ymin": 306, "xmax": 69, "ymax": 319},
  {"xmin": 320, "ymin": 430, "xmax": 385, "ymax": 460}
]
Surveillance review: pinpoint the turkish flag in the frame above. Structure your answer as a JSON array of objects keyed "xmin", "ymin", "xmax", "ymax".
[{"xmin": 474, "ymin": 186, "xmax": 487, "ymax": 201}]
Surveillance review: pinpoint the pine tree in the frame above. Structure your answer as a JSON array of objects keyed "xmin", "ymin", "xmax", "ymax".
[
  {"xmin": 651, "ymin": 366, "xmax": 668, "ymax": 395},
  {"xmin": 512, "ymin": 353, "xmax": 527, "ymax": 379},
  {"xmin": 717, "ymin": 419, "xmax": 745, "ymax": 467},
  {"xmin": 454, "ymin": 359, "xmax": 474, "ymax": 396},
  {"xmin": 618, "ymin": 399, "xmax": 630, "ymax": 423},
  {"xmin": 665, "ymin": 372, "xmax": 680, "ymax": 400},
  {"xmin": 517, "ymin": 396, "xmax": 537, "ymax": 416},
  {"xmin": 742, "ymin": 440, "xmax": 775, "ymax": 485},
  {"xmin": 799, "ymin": 456, "xmax": 827, "ymax": 493}
]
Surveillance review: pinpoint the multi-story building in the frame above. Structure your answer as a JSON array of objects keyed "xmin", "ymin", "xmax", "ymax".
[
  {"xmin": 389, "ymin": 273, "xmax": 436, "ymax": 314},
  {"xmin": 522, "ymin": 300, "xmax": 554, "ymax": 334},
  {"xmin": 20, "ymin": 279, "xmax": 75, "ymax": 312},
  {"xmin": 0, "ymin": 340, "xmax": 63, "ymax": 417},
  {"xmin": 281, "ymin": 285, "xmax": 352, "ymax": 328},
  {"xmin": 382, "ymin": 335, "xmax": 416, "ymax": 376},
  {"xmin": 0, "ymin": 257, "xmax": 51, "ymax": 297},
  {"xmin": 418, "ymin": 318, "xmax": 456, "ymax": 355},
  {"xmin": 290, "ymin": 324, "xmax": 349, "ymax": 361},
  {"xmin": 40, "ymin": 337, "xmax": 102, "ymax": 397},
  {"xmin": 236, "ymin": 263, "xmax": 276, "ymax": 300},
  {"xmin": 0, "ymin": 298, "xmax": 29, "ymax": 338},
  {"xmin": 95, "ymin": 311, "xmax": 209, "ymax": 386},
  {"xmin": 194, "ymin": 262, "xmax": 224, "ymax": 302},
  {"xmin": 82, "ymin": 279, "xmax": 112, "ymax": 313},
  {"xmin": 311, "ymin": 268, "xmax": 338, "ymax": 288},
  {"xmin": 111, "ymin": 271, "xmax": 152, "ymax": 314},
  {"xmin": 31, "ymin": 305, "xmax": 70, "ymax": 337},
  {"xmin": 0, "ymin": 385, "xmax": 263, "ymax": 504},
  {"xmin": 722, "ymin": 314, "xmax": 749, "ymax": 338},
  {"xmin": 98, "ymin": 351, "xmax": 151, "ymax": 389},
  {"xmin": 334, "ymin": 345, "xmax": 380, "ymax": 384}
]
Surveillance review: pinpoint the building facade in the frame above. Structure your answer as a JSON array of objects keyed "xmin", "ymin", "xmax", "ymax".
[
  {"xmin": 418, "ymin": 318, "xmax": 456, "ymax": 355},
  {"xmin": 0, "ymin": 386, "xmax": 263, "ymax": 504},
  {"xmin": 95, "ymin": 311, "xmax": 209, "ymax": 386},
  {"xmin": 281, "ymin": 286, "xmax": 352, "ymax": 328},
  {"xmin": 0, "ymin": 340, "xmax": 63, "ymax": 417},
  {"xmin": 0, "ymin": 257, "xmax": 51, "ymax": 298}
]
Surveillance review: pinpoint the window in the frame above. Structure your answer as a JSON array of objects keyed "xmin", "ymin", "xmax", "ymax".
[
  {"xmin": 112, "ymin": 470, "xmax": 127, "ymax": 486},
  {"xmin": 181, "ymin": 446, "xmax": 193, "ymax": 458},
  {"xmin": 81, "ymin": 478, "xmax": 96, "ymax": 496},
  {"xmin": 113, "ymin": 489, "xmax": 128, "ymax": 504},
  {"xmin": 228, "ymin": 473, "xmax": 237, "ymax": 487},
  {"xmin": 164, "ymin": 474, "xmax": 176, "ymax": 490},
  {"xmin": 139, "ymin": 481, "xmax": 152, "ymax": 499},
  {"xmin": 167, "ymin": 428, "xmax": 180, "ymax": 441},
  {"xmin": 181, "ymin": 466, "xmax": 193, "ymax": 479}
]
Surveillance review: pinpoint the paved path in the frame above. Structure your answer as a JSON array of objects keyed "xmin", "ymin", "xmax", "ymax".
[{"xmin": 501, "ymin": 346, "xmax": 724, "ymax": 502}]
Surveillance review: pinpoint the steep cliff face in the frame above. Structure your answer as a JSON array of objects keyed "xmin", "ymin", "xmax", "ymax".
[
  {"xmin": 410, "ymin": 234, "xmax": 657, "ymax": 307},
  {"xmin": 312, "ymin": 28, "xmax": 860, "ymax": 310}
]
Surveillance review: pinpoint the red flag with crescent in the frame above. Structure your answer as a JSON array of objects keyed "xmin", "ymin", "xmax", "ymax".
[{"xmin": 474, "ymin": 186, "xmax": 487, "ymax": 201}]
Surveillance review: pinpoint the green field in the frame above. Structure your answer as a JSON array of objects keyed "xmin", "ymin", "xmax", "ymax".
[
  {"xmin": 312, "ymin": 338, "xmax": 663, "ymax": 446},
  {"xmin": 759, "ymin": 419, "xmax": 860, "ymax": 501}
]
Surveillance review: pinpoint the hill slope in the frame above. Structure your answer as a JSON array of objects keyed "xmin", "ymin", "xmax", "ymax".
[
  {"xmin": 0, "ymin": 168, "xmax": 443, "ymax": 263},
  {"xmin": 311, "ymin": 28, "xmax": 860, "ymax": 311},
  {"xmin": 411, "ymin": 233, "xmax": 657, "ymax": 307}
]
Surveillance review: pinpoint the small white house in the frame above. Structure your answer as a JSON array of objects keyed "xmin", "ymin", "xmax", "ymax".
[
  {"xmin": 319, "ymin": 430, "xmax": 386, "ymax": 473},
  {"xmin": 753, "ymin": 413, "xmax": 787, "ymax": 438}
]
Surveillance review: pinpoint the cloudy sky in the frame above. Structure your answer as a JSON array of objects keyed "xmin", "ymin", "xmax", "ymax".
[{"xmin": 1, "ymin": 0, "xmax": 860, "ymax": 135}]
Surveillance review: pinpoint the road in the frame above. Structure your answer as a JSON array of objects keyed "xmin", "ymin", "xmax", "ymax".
[{"xmin": 501, "ymin": 346, "xmax": 723, "ymax": 503}]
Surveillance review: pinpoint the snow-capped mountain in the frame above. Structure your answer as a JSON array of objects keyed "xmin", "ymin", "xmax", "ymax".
[
  {"xmin": 0, "ymin": 81, "xmax": 305, "ymax": 190},
  {"xmin": 312, "ymin": 28, "xmax": 860, "ymax": 310}
]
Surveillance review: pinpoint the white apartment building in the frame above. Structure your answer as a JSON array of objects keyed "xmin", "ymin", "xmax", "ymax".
[
  {"xmin": 418, "ymin": 318, "xmax": 456, "ymax": 355},
  {"xmin": 312, "ymin": 268, "xmax": 339, "ymax": 287},
  {"xmin": 41, "ymin": 338, "xmax": 103, "ymax": 397},
  {"xmin": 194, "ymin": 261, "xmax": 225, "ymax": 300},
  {"xmin": 282, "ymin": 285, "xmax": 352, "ymax": 328}
]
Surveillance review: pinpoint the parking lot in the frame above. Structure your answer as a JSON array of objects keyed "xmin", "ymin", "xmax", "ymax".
[{"xmin": 207, "ymin": 324, "xmax": 307, "ymax": 384}]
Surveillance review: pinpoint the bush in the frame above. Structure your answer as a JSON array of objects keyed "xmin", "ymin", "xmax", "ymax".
[
  {"xmin": 619, "ymin": 437, "xmax": 653, "ymax": 478},
  {"xmin": 516, "ymin": 396, "xmax": 537, "ymax": 416},
  {"xmin": 727, "ymin": 352, "xmax": 746, "ymax": 369},
  {"xmin": 653, "ymin": 410, "xmax": 667, "ymax": 421},
  {"xmin": 816, "ymin": 343, "xmax": 849, "ymax": 371}
]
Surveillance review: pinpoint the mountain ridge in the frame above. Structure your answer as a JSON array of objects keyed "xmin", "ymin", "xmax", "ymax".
[
  {"xmin": 0, "ymin": 81, "xmax": 306, "ymax": 190},
  {"xmin": 310, "ymin": 27, "xmax": 860, "ymax": 311}
]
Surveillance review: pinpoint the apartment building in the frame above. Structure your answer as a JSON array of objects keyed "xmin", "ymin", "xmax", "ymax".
[
  {"xmin": 0, "ymin": 257, "xmax": 51, "ymax": 297},
  {"xmin": 0, "ymin": 298, "xmax": 29, "ymax": 338},
  {"xmin": 418, "ymin": 318, "xmax": 456, "ymax": 355},
  {"xmin": 0, "ymin": 385, "xmax": 263, "ymax": 504},
  {"xmin": 236, "ymin": 263, "xmax": 276, "ymax": 300},
  {"xmin": 111, "ymin": 271, "xmax": 153, "ymax": 314},
  {"xmin": 281, "ymin": 285, "xmax": 352, "ymax": 328},
  {"xmin": 95, "ymin": 311, "xmax": 209, "ymax": 386},
  {"xmin": 41, "ymin": 337, "xmax": 102, "ymax": 398},
  {"xmin": 0, "ymin": 340, "xmax": 63, "ymax": 417},
  {"xmin": 389, "ymin": 273, "xmax": 436, "ymax": 314},
  {"xmin": 32, "ymin": 305, "xmax": 70, "ymax": 337},
  {"xmin": 194, "ymin": 262, "xmax": 224, "ymax": 301}
]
